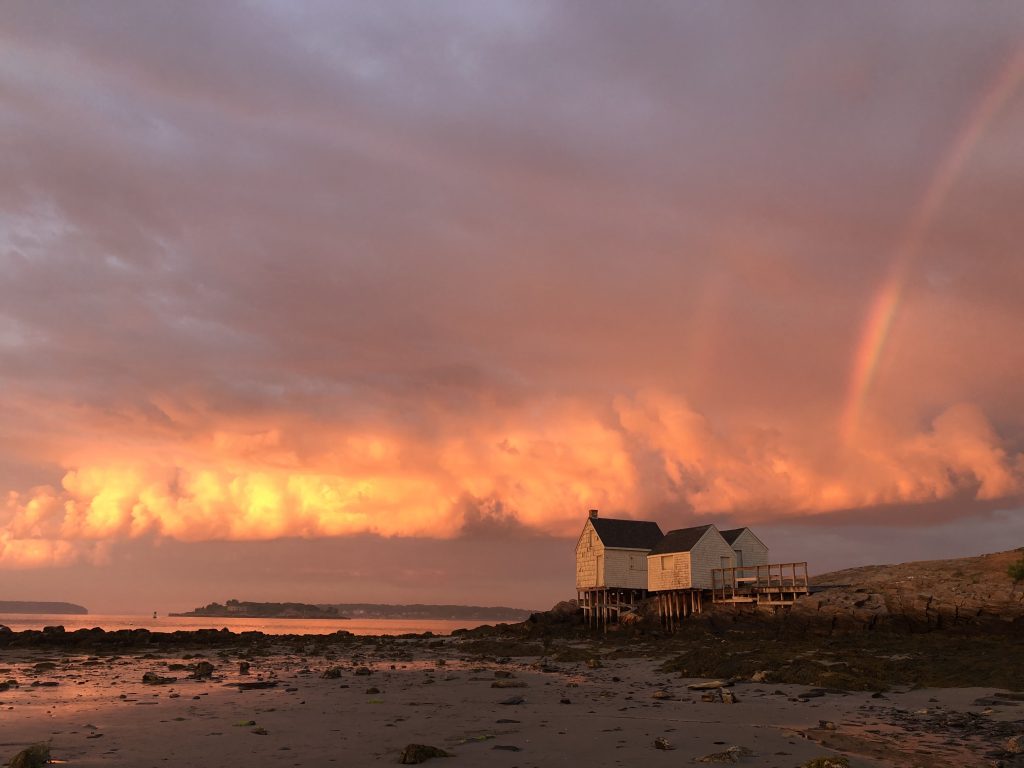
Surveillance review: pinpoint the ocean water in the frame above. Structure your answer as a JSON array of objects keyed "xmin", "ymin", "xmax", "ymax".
[{"xmin": 0, "ymin": 613, "xmax": 498, "ymax": 636}]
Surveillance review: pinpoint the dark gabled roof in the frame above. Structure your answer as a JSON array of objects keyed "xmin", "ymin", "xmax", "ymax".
[
  {"xmin": 721, "ymin": 526, "xmax": 767, "ymax": 550},
  {"xmin": 589, "ymin": 517, "xmax": 664, "ymax": 550},
  {"xmin": 648, "ymin": 524, "xmax": 715, "ymax": 555},
  {"xmin": 720, "ymin": 527, "xmax": 746, "ymax": 545}
]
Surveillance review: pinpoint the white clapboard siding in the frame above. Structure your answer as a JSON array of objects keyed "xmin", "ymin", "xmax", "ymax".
[{"xmin": 647, "ymin": 551, "xmax": 692, "ymax": 591}]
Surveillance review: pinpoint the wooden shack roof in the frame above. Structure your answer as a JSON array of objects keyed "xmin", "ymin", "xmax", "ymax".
[
  {"xmin": 648, "ymin": 524, "xmax": 715, "ymax": 555},
  {"xmin": 720, "ymin": 526, "xmax": 767, "ymax": 549},
  {"xmin": 590, "ymin": 517, "xmax": 664, "ymax": 550}
]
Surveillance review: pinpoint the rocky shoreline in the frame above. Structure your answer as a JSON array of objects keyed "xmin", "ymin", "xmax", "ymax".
[{"xmin": 1, "ymin": 625, "xmax": 1022, "ymax": 768}]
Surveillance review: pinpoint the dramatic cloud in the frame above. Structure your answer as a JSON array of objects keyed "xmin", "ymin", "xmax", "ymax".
[
  {"xmin": 3, "ymin": 393, "xmax": 1022, "ymax": 571},
  {"xmin": 1, "ymin": 2, "xmax": 1023, "ymax": 603}
]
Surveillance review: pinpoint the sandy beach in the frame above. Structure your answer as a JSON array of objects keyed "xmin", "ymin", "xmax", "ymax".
[{"xmin": 3, "ymin": 633, "xmax": 1022, "ymax": 767}]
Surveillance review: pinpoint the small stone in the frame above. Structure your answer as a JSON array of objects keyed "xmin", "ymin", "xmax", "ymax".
[
  {"xmin": 559, "ymin": 698, "xmax": 571, "ymax": 704},
  {"xmin": 817, "ymin": 720, "xmax": 837, "ymax": 731},
  {"xmin": 721, "ymin": 689, "xmax": 738, "ymax": 704},
  {"xmin": 321, "ymin": 667, "xmax": 343, "ymax": 679},
  {"xmin": 491, "ymin": 680, "xmax": 527, "ymax": 689},
  {"xmin": 365, "ymin": 687, "xmax": 381, "ymax": 694},
  {"xmin": 239, "ymin": 661, "xmax": 251, "ymax": 675},
  {"xmin": 142, "ymin": 672, "xmax": 176, "ymax": 685},
  {"xmin": 235, "ymin": 680, "xmax": 278, "ymax": 690},
  {"xmin": 696, "ymin": 745, "xmax": 753, "ymax": 763},
  {"xmin": 399, "ymin": 744, "xmax": 449, "ymax": 764},
  {"xmin": 654, "ymin": 737, "xmax": 674, "ymax": 750},
  {"xmin": 492, "ymin": 745, "xmax": 521, "ymax": 752},
  {"xmin": 353, "ymin": 666, "xmax": 372, "ymax": 676},
  {"xmin": 586, "ymin": 658, "xmax": 602, "ymax": 669},
  {"xmin": 1006, "ymin": 734, "xmax": 1024, "ymax": 754},
  {"xmin": 494, "ymin": 671, "xmax": 513, "ymax": 679},
  {"xmin": 498, "ymin": 695, "xmax": 525, "ymax": 705},
  {"xmin": 191, "ymin": 661, "xmax": 215, "ymax": 679},
  {"xmin": 750, "ymin": 670, "xmax": 769, "ymax": 683}
]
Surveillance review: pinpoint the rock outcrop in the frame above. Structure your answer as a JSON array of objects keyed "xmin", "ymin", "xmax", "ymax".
[{"xmin": 789, "ymin": 548, "xmax": 1024, "ymax": 632}]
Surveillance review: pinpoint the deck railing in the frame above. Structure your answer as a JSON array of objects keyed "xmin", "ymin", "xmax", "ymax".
[{"xmin": 710, "ymin": 562, "xmax": 810, "ymax": 603}]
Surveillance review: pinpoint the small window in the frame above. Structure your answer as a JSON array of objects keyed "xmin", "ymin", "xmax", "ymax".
[
  {"xmin": 629, "ymin": 554, "xmax": 647, "ymax": 571},
  {"xmin": 660, "ymin": 555, "xmax": 671, "ymax": 571}
]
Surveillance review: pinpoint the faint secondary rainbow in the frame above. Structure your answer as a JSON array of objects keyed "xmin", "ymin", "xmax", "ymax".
[{"xmin": 840, "ymin": 45, "xmax": 1024, "ymax": 446}]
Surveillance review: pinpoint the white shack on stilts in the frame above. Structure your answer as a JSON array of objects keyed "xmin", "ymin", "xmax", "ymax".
[
  {"xmin": 573, "ymin": 510, "xmax": 809, "ymax": 632},
  {"xmin": 646, "ymin": 524, "xmax": 736, "ymax": 629},
  {"xmin": 575, "ymin": 510, "xmax": 663, "ymax": 630}
]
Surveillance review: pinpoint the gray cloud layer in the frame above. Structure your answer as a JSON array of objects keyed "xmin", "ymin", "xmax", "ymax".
[{"xmin": 2, "ymin": 2, "xmax": 1023, "ymax": 602}]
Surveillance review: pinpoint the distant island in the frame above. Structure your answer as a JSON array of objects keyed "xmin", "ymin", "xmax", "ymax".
[
  {"xmin": 0, "ymin": 601, "xmax": 89, "ymax": 615},
  {"xmin": 170, "ymin": 599, "xmax": 535, "ymax": 621},
  {"xmin": 170, "ymin": 600, "xmax": 344, "ymax": 619}
]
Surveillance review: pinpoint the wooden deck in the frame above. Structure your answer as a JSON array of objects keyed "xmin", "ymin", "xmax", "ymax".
[{"xmin": 710, "ymin": 562, "xmax": 810, "ymax": 605}]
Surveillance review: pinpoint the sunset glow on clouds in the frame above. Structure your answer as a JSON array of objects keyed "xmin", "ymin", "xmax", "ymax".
[
  {"xmin": 3, "ymin": 393, "xmax": 1022, "ymax": 569},
  {"xmin": 1, "ymin": 2, "xmax": 1023, "ymax": 605}
]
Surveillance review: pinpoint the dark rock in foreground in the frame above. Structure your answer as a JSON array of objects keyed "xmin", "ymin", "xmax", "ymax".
[
  {"xmin": 399, "ymin": 744, "xmax": 449, "ymax": 764},
  {"xmin": 8, "ymin": 743, "xmax": 50, "ymax": 768}
]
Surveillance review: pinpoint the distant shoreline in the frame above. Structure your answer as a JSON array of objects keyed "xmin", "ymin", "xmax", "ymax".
[
  {"xmin": 0, "ymin": 601, "xmax": 88, "ymax": 615},
  {"xmin": 170, "ymin": 600, "xmax": 537, "ymax": 622}
]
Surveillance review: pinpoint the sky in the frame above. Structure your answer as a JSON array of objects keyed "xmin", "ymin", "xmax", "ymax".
[{"xmin": 2, "ymin": 2, "xmax": 1023, "ymax": 613}]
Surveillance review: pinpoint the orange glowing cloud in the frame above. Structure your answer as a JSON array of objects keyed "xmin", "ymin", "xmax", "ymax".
[{"xmin": 3, "ymin": 393, "xmax": 1022, "ymax": 568}]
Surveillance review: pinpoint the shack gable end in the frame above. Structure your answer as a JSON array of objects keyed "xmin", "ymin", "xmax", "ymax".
[
  {"xmin": 689, "ymin": 530, "xmax": 737, "ymax": 588},
  {"xmin": 727, "ymin": 528, "xmax": 769, "ymax": 567},
  {"xmin": 575, "ymin": 519, "xmax": 606, "ymax": 589}
]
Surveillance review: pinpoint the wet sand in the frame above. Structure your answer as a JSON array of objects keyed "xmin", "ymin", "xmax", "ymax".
[{"xmin": 2, "ymin": 638, "xmax": 1022, "ymax": 767}]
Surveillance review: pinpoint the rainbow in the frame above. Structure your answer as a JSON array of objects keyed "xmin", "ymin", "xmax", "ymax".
[{"xmin": 840, "ymin": 45, "xmax": 1024, "ymax": 445}]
